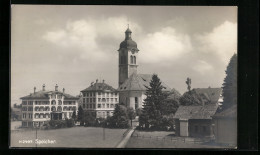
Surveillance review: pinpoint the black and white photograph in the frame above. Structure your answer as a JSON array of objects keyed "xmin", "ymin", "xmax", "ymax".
[{"xmin": 10, "ymin": 5, "xmax": 237, "ymax": 148}]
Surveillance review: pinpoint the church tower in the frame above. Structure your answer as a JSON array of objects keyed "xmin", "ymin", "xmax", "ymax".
[{"xmin": 118, "ymin": 27, "xmax": 139, "ymax": 87}]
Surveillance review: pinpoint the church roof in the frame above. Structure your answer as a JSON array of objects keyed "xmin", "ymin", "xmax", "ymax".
[
  {"xmin": 20, "ymin": 90, "xmax": 79, "ymax": 100},
  {"xmin": 81, "ymin": 82, "xmax": 117, "ymax": 92},
  {"xmin": 118, "ymin": 73, "xmax": 171, "ymax": 92},
  {"xmin": 118, "ymin": 28, "xmax": 139, "ymax": 51},
  {"xmin": 174, "ymin": 104, "xmax": 218, "ymax": 120}
]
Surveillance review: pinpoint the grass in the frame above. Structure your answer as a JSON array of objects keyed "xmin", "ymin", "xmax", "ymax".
[
  {"xmin": 125, "ymin": 130, "xmax": 231, "ymax": 148},
  {"xmin": 11, "ymin": 125, "xmax": 127, "ymax": 148}
]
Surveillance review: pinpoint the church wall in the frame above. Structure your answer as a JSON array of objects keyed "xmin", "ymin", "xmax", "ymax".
[{"xmin": 119, "ymin": 91, "xmax": 145, "ymax": 110}]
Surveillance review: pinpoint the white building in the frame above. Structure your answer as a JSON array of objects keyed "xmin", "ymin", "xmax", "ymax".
[
  {"xmin": 20, "ymin": 84, "xmax": 79, "ymax": 128},
  {"xmin": 80, "ymin": 79, "xmax": 119, "ymax": 118}
]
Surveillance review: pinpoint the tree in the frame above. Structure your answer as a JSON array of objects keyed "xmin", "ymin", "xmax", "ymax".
[
  {"xmin": 83, "ymin": 111, "xmax": 96, "ymax": 126},
  {"xmin": 179, "ymin": 89, "xmax": 210, "ymax": 106},
  {"xmin": 127, "ymin": 107, "xmax": 136, "ymax": 127},
  {"xmin": 108, "ymin": 104, "xmax": 129, "ymax": 128},
  {"xmin": 221, "ymin": 54, "xmax": 237, "ymax": 110},
  {"xmin": 140, "ymin": 74, "xmax": 168, "ymax": 129},
  {"xmin": 160, "ymin": 98, "xmax": 179, "ymax": 115},
  {"xmin": 72, "ymin": 110, "xmax": 76, "ymax": 121},
  {"xmin": 77, "ymin": 105, "xmax": 84, "ymax": 125}
]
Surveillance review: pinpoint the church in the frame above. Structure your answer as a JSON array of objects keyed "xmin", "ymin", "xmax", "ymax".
[{"xmin": 117, "ymin": 27, "xmax": 171, "ymax": 110}]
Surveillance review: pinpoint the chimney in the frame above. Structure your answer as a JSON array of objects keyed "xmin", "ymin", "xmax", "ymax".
[
  {"xmin": 34, "ymin": 87, "xmax": 36, "ymax": 94},
  {"xmin": 96, "ymin": 79, "xmax": 98, "ymax": 83},
  {"xmin": 55, "ymin": 84, "xmax": 58, "ymax": 91},
  {"xmin": 42, "ymin": 84, "xmax": 45, "ymax": 91},
  {"xmin": 103, "ymin": 79, "xmax": 105, "ymax": 83},
  {"xmin": 63, "ymin": 88, "xmax": 65, "ymax": 93},
  {"xmin": 91, "ymin": 82, "xmax": 94, "ymax": 87}
]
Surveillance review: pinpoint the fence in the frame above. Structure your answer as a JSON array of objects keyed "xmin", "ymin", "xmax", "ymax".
[{"xmin": 131, "ymin": 133, "xmax": 208, "ymax": 144}]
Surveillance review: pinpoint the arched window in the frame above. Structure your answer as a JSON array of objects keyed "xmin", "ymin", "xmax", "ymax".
[
  {"xmin": 51, "ymin": 106, "xmax": 56, "ymax": 112},
  {"xmin": 51, "ymin": 100, "xmax": 56, "ymax": 105},
  {"xmin": 58, "ymin": 100, "xmax": 62, "ymax": 105},
  {"xmin": 130, "ymin": 55, "xmax": 133, "ymax": 64},
  {"xmin": 63, "ymin": 106, "xmax": 67, "ymax": 111},
  {"xmin": 35, "ymin": 113, "xmax": 39, "ymax": 118},
  {"xmin": 57, "ymin": 106, "xmax": 62, "ymax": 112},
  {"xmin": 134, "ymin": 56, "xmax": 136, "ymax": 64},
  {"xmin": 35, "ymin": 106, "xmax": 39, "ymax": 111}
]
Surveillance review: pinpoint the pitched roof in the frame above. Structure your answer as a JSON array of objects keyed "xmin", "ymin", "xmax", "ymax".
[
  {"xmin": 174, "ymin": 104, "xmax": 218, "ymax": 120},
  {"xmin": 193, "ymin": 88, "xmax": 222, "ymax": 104},
  {"xmin": 20, "ymin": 90, "xmax": 79, "ymax": 100},
  {"xmin": 81, "ymin": 82, "xmax": 117, "ymax": 92},
  {"xmin": 118, "ymin": 73, "xmax": 171, "ymax": 91},
  {"xmin": 213, "ymin": 104, "xmax": 237, "ymax": 118}
]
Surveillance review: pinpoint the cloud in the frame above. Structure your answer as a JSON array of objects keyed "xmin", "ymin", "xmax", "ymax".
[
  {"xmin": 192, "ymin": 60, "xmax": 213, "ymax": 75},
  {"xmin": 138, "ymin": 27, "xmax": 192, "ymax": 64},
  {"xmin": 195, "ymin": 21, "xmax": 237, "ymax": 63}
]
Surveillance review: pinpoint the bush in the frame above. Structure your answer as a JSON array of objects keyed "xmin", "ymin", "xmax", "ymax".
[
  {"xmin": 65, "ymin": 118, "xmax": 75, "ymax": 128},
  {"xmin": 49, "ymin": 120, "xmax": 67, "ymax": 129}
]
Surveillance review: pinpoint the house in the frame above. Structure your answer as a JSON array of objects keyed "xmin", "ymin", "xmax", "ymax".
[
  {"xmin": 117, "ymin": 27, "xmax": 171, "ymax": 110},
  {"xmin": 20, "ymin": 84, "xmax": 79, "ymax": 128},
  {"xmin": 11, "ymin": 107, "xmax": 22, "ymax": 121},
  {"xmin": 212, "ymin": 104, "xmax": 237, "ymax": 146},
  {"xmin": 174, "ymin": 87, "xmax": 222, "ymax": 137},
  {"xmin": 80, "ymin": 79, "xmax": 119, "ymax": 118}
]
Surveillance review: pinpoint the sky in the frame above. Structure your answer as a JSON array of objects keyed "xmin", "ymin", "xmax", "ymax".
[{"xmin": 11, "ymin": 5, "xmax": 237, "ymax": 105}]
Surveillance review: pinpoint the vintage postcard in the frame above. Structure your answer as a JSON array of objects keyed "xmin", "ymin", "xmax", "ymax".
[{"xmin": 10, "ymin": 5, "xmax": 237, "ymax": 148}]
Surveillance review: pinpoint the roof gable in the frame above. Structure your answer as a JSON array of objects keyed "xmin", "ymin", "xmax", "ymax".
[
  {"xmin": 20, "ymin": 90, "xmax": 78, "ymax": 100},
  {"xmin": 194, "ymin": 88, "xmax": 222, "ymax": 104}
]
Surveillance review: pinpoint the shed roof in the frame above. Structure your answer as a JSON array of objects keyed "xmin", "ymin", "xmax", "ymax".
[
  {"xmin": 213, "ymin": 104, "xmax": 237, "ymax": 118},
  {"xmin": 174, "ymin": 104, "xmax": 218, "ymax": 120}
]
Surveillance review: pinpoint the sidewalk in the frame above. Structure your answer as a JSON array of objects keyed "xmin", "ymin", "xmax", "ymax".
[{"xmin": 116, "ymin": 127, "xmax": 136, "ymax": 148}]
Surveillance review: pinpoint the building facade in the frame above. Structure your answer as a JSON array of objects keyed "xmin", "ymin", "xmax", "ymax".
[
  {"xmin": 80, "ymin": 79, "xmax": 119, "ymax": 118},
  {"xmin": 174, "ymin": 88, "xmax": 222, "ymax": 137},
  {"xmin": 118, "ymin": 27, "xmax": 171, "ymax": 110},
  {"xmin": 20, "ymin": 84, "xmax": 79, "ymax": 128}
]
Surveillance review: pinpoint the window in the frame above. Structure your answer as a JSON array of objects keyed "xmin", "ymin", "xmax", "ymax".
[
  {"xmin": 58, "ymin": 100, "xmax": 62, "ymax": 105},
  {"xmin": 131, "ymin": 55, "xmax": 133, "ymax": 64},
  {"xmin": 107, "ymin": 98, "xmax": 109, "ymax": 102},
  {"xmin": 115, "ymin": 98, "xmax": 118, "ymax": 102},
  {"xmin": 35, "ymin": 114, "xmax": 39, "ymax": 118},
  {"xmin": 87, "ymin": 98, "xmax": 89, "ymax": 103},
  {"xmin": 111, "ymin": 98, "xmax": 114, "ymax": 102},
  {"xmin": 203, "ymin": 126, "xmax": 207, "ymax": 132},
  {"xmin": 102, "ymin": 104, "xmax": 105, "ymax": 108},
  {"xmin": 22, "ymin": 101, "xmax": 27, "ymax": 105},
  {"xmin": 107, "ymin": 104, "xmax": 109, "ymax": 108},
  {"xmin": 51, "ymin": 106, "xmax": 56, "ymax": 111},
  {"xmin": 93, "ymin": 98, "xmax": 96, "ymax": 102},
  {"xmin": 93, "ymin": 104, "xmax": 96, "ymax": 108},
  {"xmin": 110, "ymin": 104, "xmax": 114, "ymax": 108},
  {"xmin": 135, "ymin": 97, "xmax": 138, "ymax": 109},
  {"xmin": 90, "ymin": 104, "xmax": 92, "ymax": 108},
  {"xmin": 98, "ymin": 104, "xmax": 101, "ymax": 108},
  {"xmin": 86, "ymin": 93, "xmax": 89, "ymax": 97},
  {"xmin": 63, "ymin": 106, "xmax": 67, "ymax": 111},
  {"xmin": 98, "ymin": 98, "xmax": 101, "ymax": 102},
  {"xmin": 195, "ymin": 125, "xmax": 198, "ymax": 133},
  {"xmin": 86, "ymin": 104, "xmax": 89, "ymax": 109},
  {"xmin": 134, "ymin": 56, "xmax": 136, "ymax": 64},
  {"xmin": 90, "ymin": 98, "xmax": 92, "ymax": 103},
  {"xmin": 22, "ymin": 113, "xmax": 26, "ymax": 118},
  {"xmin": 51, "ymin": 100, "xmax": 56, "ymax": 105},
  {"xmin": 102, "ymin": 98, "xmax": 106, "ymax": 102},
  {"xmin": 83, "ymin": 98, "xmax": 85, "ymax": 103},
  {"xmin": 83, "ymin": 104, "xmax": 85, "ymax": 108},
  {"xmin": 98, "ymin": 92, "xmax": 101, "ymax": 95}
]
